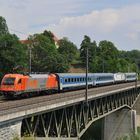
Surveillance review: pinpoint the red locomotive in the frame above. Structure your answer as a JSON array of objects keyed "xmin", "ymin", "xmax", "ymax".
[{"xmin": 0, "ymin": 74, "xmax": 58, "ymax": 97}]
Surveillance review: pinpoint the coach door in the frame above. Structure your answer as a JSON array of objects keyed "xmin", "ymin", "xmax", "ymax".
[{"xmin": 16, "ymin": 79, "xmax": 22, "ymax": 91}]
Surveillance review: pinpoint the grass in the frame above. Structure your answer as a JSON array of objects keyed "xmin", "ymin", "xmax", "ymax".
[
  {"xmin": 13, "ymin": 134, "xmax": 36, "ymax": 140},
  {"xmin": 117, "ymin": 127, "xmax": 140, "ymax": 140}
]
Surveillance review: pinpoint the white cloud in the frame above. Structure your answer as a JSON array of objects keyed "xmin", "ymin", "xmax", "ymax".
[
  {"xmin": 48, "ymin": 9, "xmax": 120, "ymax": 33},
  {"xmin": 0, "ymin": 0, "xmax": 140, "ymax": 50},
  {"xmin": 0, "ymin": 0, "xmax": 87, "ymax": 37},
  {"xmin": 126, "ymin": 33, "xmax": 138, "ymax": 41},
  {"xmin": 47, "ymin": 4, "xmax": 140, "ymax": 50}
]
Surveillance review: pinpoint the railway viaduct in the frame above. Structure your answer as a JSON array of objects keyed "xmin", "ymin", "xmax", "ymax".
[{"xmin": 0, "ymin": 82, "xmax": 140, "ymax": 140}]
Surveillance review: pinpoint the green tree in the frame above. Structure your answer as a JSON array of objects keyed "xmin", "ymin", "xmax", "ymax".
[
  {"xmin": 29, "ymin": 33, "xmax": 69, "ymax": 73},
  {"xmin": 119, "ymin": 50, "xmax": 140, "ymax": 72},
  {"xmin": 0, "ymin": 34, "xmax": 28, "ymax": 79},
  {"xmin": 58, "ymin": 37, "xmax": 78, "ymax": 64},
  {"xmin": 0, "ymin": 16, "xmax": 9, "ymax": 36},
  {"xmin": 80, "ymin": 35, "xmax": 98, "ymax": 72},
  {"xmin": 80, "ymin": 35, "xmax": 91, "ymax": 64},
  {"xmin": 98, "ymin": 40, "xmax": 119, "ymax": 72},
  {"xmin": 0, "ymin": 17, "xmax": 28, "ymax": 80},
  {"xmin": 88, "ymin": 41, "xmax": 98, "ymax": 72},
  {"xmin": 43, "ymin": 30, "xmax": 56, "ymax": 45}
]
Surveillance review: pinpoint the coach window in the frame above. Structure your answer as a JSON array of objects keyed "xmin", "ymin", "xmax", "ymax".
[
  {"xmin": 77, "ymin": 78, "xmax": 79, "ymax": 82},
  {"xmin": 65, "ymin": 79, "xmax": 68, "ymax": 83},
  {"xmin": 72, "ymin": 78, "xmax": 74, "ymax": 82}
]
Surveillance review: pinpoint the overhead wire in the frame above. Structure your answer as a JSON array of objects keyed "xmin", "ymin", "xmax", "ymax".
[{"xmin": 9, "ymin": 28, "xmax": 29, "ymax": 36}]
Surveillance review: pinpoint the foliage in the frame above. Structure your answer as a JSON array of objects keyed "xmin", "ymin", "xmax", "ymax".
[
  {"xmin": 98, "ymin": 40, "xmax": 119, "ymax": 72},
  {"xmin": 119, "ymin": 50, "xmax": 140, "ymax": 72},
  {"xmin": 0, "ymin": 16, "xmax": 140, "ymax": 81},
  {"xmin": 79, "ymin": 37, "xmax": 140, "ymax": 73},
  {"xmin": 58, "ymin": 37, "xmax": 79, "ymax": 64},
  {"xmin": 12, "ymin": 134, "xmax": 36, "ymax": 140},
  {"xmin": 116, "ymin": 127, "xmax": 140, "ymax": 140},
  {"xmin": 28, "ymin": 32, "xmax": 69, "ymax": 73},
  {"xmin": 0, "ymin": 33, "xmax": 28, "ymax": 79},
  {"xmin": 0, "ymin": 16, "xmax": 9, "ymax": 36},
  {"xmin": 80, "ymin": 35, "xmax": 98, "ymax": 72}
]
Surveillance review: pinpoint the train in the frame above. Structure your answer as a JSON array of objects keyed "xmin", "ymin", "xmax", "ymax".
[{"xmin": 0, "ymin": 72, "xmax": 137, "ymax": 98}]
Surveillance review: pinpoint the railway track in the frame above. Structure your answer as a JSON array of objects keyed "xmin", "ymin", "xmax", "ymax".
[
  {"xmin": 0, "ymin": 96, "xmax": 5, "ymax": 103},
  {"xmin": 0, "ymin": 81, "xmax": 139, "ymax": 113}
]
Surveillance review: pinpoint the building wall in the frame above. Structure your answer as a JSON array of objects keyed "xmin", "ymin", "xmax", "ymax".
[{"xmin": 0, "ymin": 121, "xmax": 22, "ymax": 140}]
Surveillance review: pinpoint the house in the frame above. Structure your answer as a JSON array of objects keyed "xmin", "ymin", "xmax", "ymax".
[{"xmin": 20, "ymin": 31, "xmax": 60, "ymax": 48}]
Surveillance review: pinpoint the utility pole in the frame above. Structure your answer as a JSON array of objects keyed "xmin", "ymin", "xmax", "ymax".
[
  {"xmin": 85, "ymin": 47, "xmax": 88, "ymax": 106},
  {"xmin": 135, "ymin": 60, "xmax": 138, "ymax": 91},
  {"xmin": 135, "ymin": 73, "xmax": 137, "ymax": 89},
  {"xmin": 29, "ymin": 45, "xmax": 32, "ymax": 74},
  {"xmin": 102, "ymin": 59, "xmax": 104, "ymax": 72}
]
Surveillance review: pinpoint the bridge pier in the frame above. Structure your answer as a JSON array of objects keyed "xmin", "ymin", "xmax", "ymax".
[
  {"xmin": 0, "ymin": 120, "xmax": 22, "ymax": 140},
  {"xmin": 103, "ymin": 109, "xmax": 136, "ymax": 140}
]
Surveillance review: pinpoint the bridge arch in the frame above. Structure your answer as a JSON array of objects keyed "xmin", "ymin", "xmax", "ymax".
[{"xmin": 21, "ymin": 87, "xmax": 138, "ymax": 139}]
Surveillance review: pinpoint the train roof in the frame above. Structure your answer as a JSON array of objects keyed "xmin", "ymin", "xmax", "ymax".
[
  {"xmin": 56, "ymin": 73, "xmax": 114, "ymax": 77},
  {"xmin": 93, "ymin": 73, "xmax": 113, "ymax": 76},
  {"xmin": 29, "ymin": 74, "xmax": 49, "ymax": 78},
  {"xmin": 56, "ymin": 73, "xmax": 93, "ymax": 77},
  {"xmin": 125, "ymin": 72, "xmax": 136, "ymax": 75},
  {"xmin": 3, "ymin": 74, "xmax": 27, "ymax": 78}
]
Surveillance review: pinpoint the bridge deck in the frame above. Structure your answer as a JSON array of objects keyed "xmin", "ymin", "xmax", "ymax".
[{"xmin": 0, "ymin": 81, "xmax": 140, "ymax": 124}]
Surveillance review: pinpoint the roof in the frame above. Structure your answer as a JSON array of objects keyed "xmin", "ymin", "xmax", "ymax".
[
  {"xmin": 20, "ymin": 40, "xmax": 31, "ymax": 44},
  {"xmin": 29, "ymin": 74, "xmax": 49, "ymax": 78},
  {"xmin": 56, "ymin": 73, "xmax": 114, "ymax": 77}
]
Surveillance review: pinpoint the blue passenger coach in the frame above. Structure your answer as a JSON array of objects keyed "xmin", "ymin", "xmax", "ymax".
[
  {"xmin": 93, "ymin": 73, "xmax": 114, "ymax": 85},
  {"xmin": 56, "ymin": 73, "xmax": 114, "ymax": 90},
  {"xmin": 56, "ymin": 73, "xmax": 93, "ymax": 90}
]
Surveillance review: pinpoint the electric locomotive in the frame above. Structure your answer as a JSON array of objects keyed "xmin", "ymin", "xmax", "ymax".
[{"xmin": 0, "ymin": 73, "xmax": 58, "ymax": 97}]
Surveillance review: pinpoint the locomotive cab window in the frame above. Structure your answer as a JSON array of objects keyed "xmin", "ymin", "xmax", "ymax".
[{"xmin": 3, "ymin": 77, "xmax": 15, "ymax": 85}]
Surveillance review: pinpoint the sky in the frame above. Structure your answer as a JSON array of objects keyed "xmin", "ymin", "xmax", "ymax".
[{"xmin": 0, "ymin": 0, "xmax": 140, "ymax": 51}]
